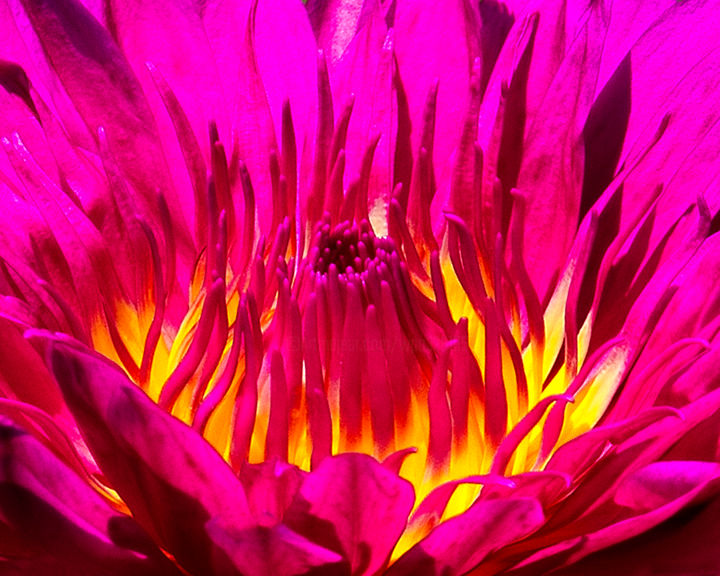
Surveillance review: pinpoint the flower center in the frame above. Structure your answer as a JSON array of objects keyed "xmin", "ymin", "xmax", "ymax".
[
  {"xmin": 85, "ymin": 108, "xmax": 629, "ymax": 559},
  {"xmin": 311, "ymin": 220, "xmax": 385, "ymax": 276}
]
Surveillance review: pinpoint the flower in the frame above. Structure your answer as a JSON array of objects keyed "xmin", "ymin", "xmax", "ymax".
[{"xmin": 2, "ymin": 0, "xmax": 720, "ymax": 574}]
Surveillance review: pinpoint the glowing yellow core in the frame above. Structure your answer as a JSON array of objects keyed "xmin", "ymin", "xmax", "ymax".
[{"xmin": 90, "ymin": 234, "xmax": 628, "ymax": 558}]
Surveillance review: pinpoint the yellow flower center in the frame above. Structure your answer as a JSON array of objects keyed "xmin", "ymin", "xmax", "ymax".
[{"xmin": 89, "ymin": 200, "xmax": 628, "ymax": 558}]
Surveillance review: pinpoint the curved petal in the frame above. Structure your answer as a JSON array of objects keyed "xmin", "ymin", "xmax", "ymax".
[
  {"xmin": 285, "ymin": 453, "xmax": 415, "ymax": 576},
  {"xmin": 41, "ymin": 335, "xmax": 253, "ymax": 576},
  {"xmin": 507, "ymin": 461, "xmax": 720, "ymax": 575},
  {"xmin": 20, "ymin": 0, "xmax": 193, "ymax": 265},
  {"xmin": 394, "ymin": 0, "xmax": 479, "ymax": 197},
  {"xmin": 208, "ymin": 519, "xmax": 347, "ymax": 576},
  {"xmin": 0, "ymin": 418, "xmax": 180, "ymax": 575},
  {"xmin": 548, "ymin": 492, "xmax": 720, "ymax": 576},
  {"xmin": 389, "ymin": 497, "xmax": 544, "ymax": 576}
]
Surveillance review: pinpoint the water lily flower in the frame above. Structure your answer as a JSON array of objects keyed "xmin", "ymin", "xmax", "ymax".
[{"xmin": 2, "ymin": 0, "xmax": 720, "ymax": 574}]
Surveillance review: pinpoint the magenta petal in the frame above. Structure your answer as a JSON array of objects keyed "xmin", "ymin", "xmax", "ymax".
[
  {"xmin": 548, "ymin": 493, "xmax": 720, "ymax": 576},
  {"xmin": 388, "ymin": 497, "xmax": 544, "ymax": 576},
  {"xmin": 408, "ymin": 475, "xmax": 514, "ymax": 540},
  {"xmin": 513, "ymin": 7, "xmax": 607, "ymax": 303},
  {"xmin": 0, "ymin": 317, "xmax": 64, "ymax": 414},
  {"xmin": 106, "ymin": 0, "xmax": 225, "ymax": 149},
  {"xmin": 0, "ymin": 61, "xmax": 58, "ymax": 183},
  {"xmin": 394, "ymin": 0, "xmax": 478, "ymax": 197},
  {"xmin": 307, "ymin": 0, "xmax": 365, "ymax": 63},
  {"xmin": 618, "ymin": 0, "xmax": 720, "ymax": 163},
  {"xmin": 285, "ymin": 453, "xmax": 414, "ymax": 576},
  {"xmin": 20, "ymin": 0, "xmax": 192, "ymax": 260},
  {"xmin": 612, "ymin": 234, "xmax": 720, "ymax": 412},
  {"xmin": 481, "ymin": 471, "xmax": 572, "ymax": 506},
  {"xmin": 254, "ymin": 0, "xmax": 317, "ymax": 152},
  {"xmin": 44, "ymin": 337, "xmax": 252, "ymax": 575},
  {"xmin": 591, "ymin": 4, "xmax": 720, "ymax": 271},
  {"xmin": 512, "ymin": 461, "xmax": 720, "ymax": 575},
  {"xmin": 615, "ymin": 461, "xmax": 720, "ymax": 512},
  {"xmin": 208, "ymin": 518, "xmax": 347, "ymax": 576},
  {"xmin": 202, "ymin": 0, "xmax": 278, "ymax": 235},
  {"xmin": 240, "ymin": 460, "xmax": 305, "ymax": 527},
  {"xmin": 0, "ymin": 419, "xmax": 180, "ymax": 575},
  {"xmin": 329, "ymin": 1, "xmax": 395, "ymax": 229}
]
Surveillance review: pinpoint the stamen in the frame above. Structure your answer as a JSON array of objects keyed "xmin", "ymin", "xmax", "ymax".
[
  {"xmin": 426, "ymin": 344, "xmax": 454, "ymax": 474},
  {"xmin": 266, "ymin": 349, "xmax": 290, "ymax": 462},
  {"xmin": 193, "ymin": 305, "xmax": 244, "ymax": 434},
  {"xmin": 365, "ymin": 305, "xmax": 395, "ymax": 457},
  {"xmin": 307, "ymin": 51, "xmax": 334, "ymax": 226},
  {"xmin": 379, "ymin": 280, "xmax": 415, "ymax": 421},
  {"xmin": 270, "ymin": 149, "xmax": 283, "ymax": 232},
  {"xmin": 449, "ymin": 58, "xmax": 482, "ymax": 216},
  {"xmin": 158, "ymin": 278, "xmax": 224, "ymax": 412},
  {"xmin": 491, "ymin": 394, "xmax": 573, "ymax": 476},
  {"xmin": 351, "ymin": 133, "xmax": 381, "ymax": 223},
  {"xmin": 281, "ymin": 100, "xmax": 298, "ymax": 229},
  {"xmin": 192, "ymin": 273, "xmax": 228, "ymax": 416},
  {"xmin": 230, "ymin": 296, "xmax": 262, "ymax": 468},
  {"xmin": 156, "ymin": 194, "xmax": 176, "ymax": 312},
  {"xmin": 101, "ymin": 300, "xmax": 140, "ymax": 382},
  {"xmin": 137, "ymin": 219, "xmax": 165, "ymax": 386},
  {"xmin": 324, "ymin": 149, "xmax": 346, "ymax": 219},
  {"xmin": 446, "ymin": 214, "xmax": 488, "ymax": 309},
  {"xmin": 448, "ymin": 331, "xmax": 470, "ymax": 451},
  {"xmin": 564, "ymin": 210, "xmax": 599, "ymax": 378},
  {"xmin": 407, "ymin": 147, "xmax": 437, "ymax": 254},
  {"xmin": 508, "ymin": 190, "xmax": 545, "ymax": 386},
  {"xmin": 302, "ymin": 295, "xmax": 332, "ymax": 469},
  {"xmin": 263, "ymin": 218, "xmax": 290, "ymax": 308},
  {"xmin": 339, "ymin": 280, "xmax": 364, "ymax": 450},
  {"xmin": 483, "ymin": 298, "xmax": 508, "ymax": 447},
  {"xmin": 390, "ymin": 197, "xmax": 428, "ymax": 281},
  {"xmin": 210, "ymin": 125, "xmax": 235, "ymax": 244},
  {"xmin": 236, "ymin": 161, "xmax": 256, "ymax": 276}
]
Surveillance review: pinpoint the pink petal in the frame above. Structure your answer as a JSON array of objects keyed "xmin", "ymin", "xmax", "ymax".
[
  {"xmin": 0, "ymin": 0, "xmax": 96, "ymax": 152},
  {"xmin": 240, "ymin": 460, "xmax": 305, "ymax": 527},
  {"xmin": 254, "ymin": 0, "xmax": 317, "ymax": 154},
  {"xmin": 330, "ymin": 1, "xmax": 395, "ymax": 230},
  {"xmin": 389, "ymin": 497, "xmax": 544, "ymax": 576},
  {"xmin": 394, "ymin": 0, "xmax": 478, "ymax": 205},
  {"xmin": 43, "ymin": 336, "xmax": 252, "ymax": 576},
  {"xmin": 583, "ymin": 4, "xmax": 720, "ymax": 313},
  {"xmin": 615, "ymin": 461, "xmax": 720, "ymax": 512},
  {"xmin": 594, "ymin": 0, "xmax": 677, "ymax": 91},
  {"xmin": 549, "ymin": 493, "xmax": 720, "ymax": 576},
  {"xmin": 306, "ymin": 0, "xmax": 365, "ymax": 64},
  {"xmin": 512, "ymin": 5, "xmax": 606, "ymax": 303},
  {"xmin": 0, "ymin": 418, "xmax": 179, "ymax": 575},
  {"xmin": 0, "ymin": 317, "xmax": 63, "ymax": 414},
  {"xmin": 609, "ymin": 228, "xmax": 720, "ymax": 414},
  {"xmin": 0, "ymin": 61, "xmax": 58, "ymax": 183},
  {"xmin": 511, "ymin": 461, "xmax": 720, "ymax": 575},
  {"xmin": 285, "ymin": 453, "xmax": 414, "ymax": 576},
  {"xmin": 202, "ymin": 0, "xmax": 278, "ymax": 235},
  {"xmin": 208, "ymin": 518, "xmax": 346, "ymax": 576},
  {"xmin": 618, "ymin": 1, "xmax": 720, "ymax": 166},
  {"xmin": 105, "ymin": 0, "xmax": 226, "ymax": 149},
  {"xmin": 20, "ymin": 0, "xmax": 193, "ymax": 267}
]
